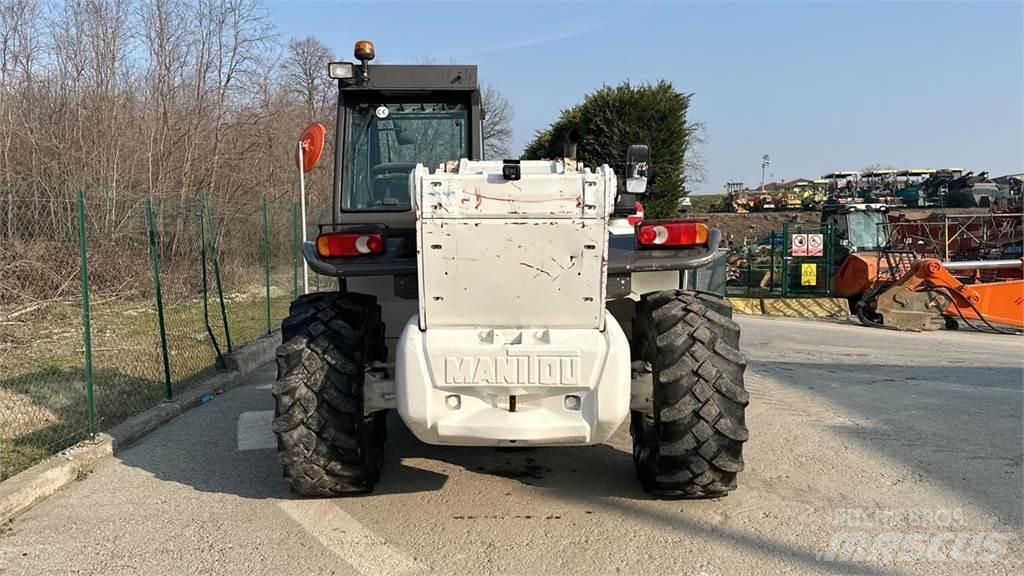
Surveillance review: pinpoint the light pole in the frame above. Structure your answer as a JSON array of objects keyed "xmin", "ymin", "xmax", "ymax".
[{"xmin": 760, "ymin": 154, "xmax": 771, "ymax": 194}]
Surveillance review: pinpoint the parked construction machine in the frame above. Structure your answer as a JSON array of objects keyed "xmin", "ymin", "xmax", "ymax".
[
  {"xmin": 717, "ymin": 183, "xmax": 752, "ymax": 213},
  {"xmin": 822, "ymin": 201, "xmax": 1024, "ymax": 330},
  {"xmin": 856, "ymin": 257, "xmax": 1024, "ymax": 331},
  {"xmin": 273, "ymin": 41, "xmax": 748, "ymax": 498}
]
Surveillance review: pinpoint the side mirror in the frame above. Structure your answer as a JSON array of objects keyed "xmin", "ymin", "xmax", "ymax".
[{"xmin": 625, "ymin": 144, "xmax": 650, "ymax": 194}]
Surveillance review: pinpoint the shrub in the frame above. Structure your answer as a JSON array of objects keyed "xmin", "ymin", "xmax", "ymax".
[{"xmin": 522, "ymin": 81, "xmax": 693, "ymax": 218}]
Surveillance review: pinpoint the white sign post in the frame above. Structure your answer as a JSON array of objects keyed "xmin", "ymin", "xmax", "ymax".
[
  {"xmin": 297, "ymin": 142, "xmax": 309, "ymax": 295},
  {"xmin": 791, "ymin": 233, "xmax": 808, "ymax": 256}
]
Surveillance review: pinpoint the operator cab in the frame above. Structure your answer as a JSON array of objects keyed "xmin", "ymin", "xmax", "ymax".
[
  {"xmin": 328, "ymin": 41, "xmax": 482, "ymax": 231},
  {"xmin": 821, "ymin": 203, "xmax": 889, "ymax": 261}
]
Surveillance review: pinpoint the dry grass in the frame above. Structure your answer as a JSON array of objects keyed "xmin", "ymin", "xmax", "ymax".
[{"xmin": 0, "ymin": 284, "xmax": 294, "ymax": 480}]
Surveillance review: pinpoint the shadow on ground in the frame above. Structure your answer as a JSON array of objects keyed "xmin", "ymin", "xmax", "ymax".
[
  {"xmin": 116, "ymin": 378, "xmax": 892, "ymax": 575},
  {"xmin": 110, "ymin": 356, "xmax": 1024, "ymax": 576},
  {"xmin": 753, "ymin": 360, "xmax": 1023, "ymax": 531}
]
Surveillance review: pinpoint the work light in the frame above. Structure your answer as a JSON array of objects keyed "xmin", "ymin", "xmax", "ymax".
[{"xmin": 328, "ymin": 62, "xmax": 354, "ymax": 79}]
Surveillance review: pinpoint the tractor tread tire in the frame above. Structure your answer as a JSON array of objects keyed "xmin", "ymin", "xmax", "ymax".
[
  {"xmin": 273, "ymin": 292, "xmax": 386, "ymax": 496},
  {"xmin": 632, "ymin": 290, "xmax": 749, "ymax": 498}
]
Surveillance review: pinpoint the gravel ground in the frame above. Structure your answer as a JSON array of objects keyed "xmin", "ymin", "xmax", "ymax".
[{"xmin": 1, "ymin": 315, "xmax": 1021, "ymax": 576}]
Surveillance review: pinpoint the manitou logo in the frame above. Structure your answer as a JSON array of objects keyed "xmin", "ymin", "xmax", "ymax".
[{"xmin": 444, "ymin": 351, "xmax": 580, "ymax": 385}]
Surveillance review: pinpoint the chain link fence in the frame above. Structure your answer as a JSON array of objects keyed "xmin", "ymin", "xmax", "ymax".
[{"xmin": 1, "ymin": 192, "xmax": 306, "ymax": 480}]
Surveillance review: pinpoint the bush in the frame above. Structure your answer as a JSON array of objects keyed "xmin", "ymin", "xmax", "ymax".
[{"xmin": 522, "ymin": 81, "xmax": 693, "ymax": 218}]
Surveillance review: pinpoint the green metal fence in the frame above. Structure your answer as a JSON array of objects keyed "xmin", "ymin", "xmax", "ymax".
[
  {"xmin": 779, "ymin": 221, "xmax": 835, "ymax": 297},
  {"xmin": 0, "ymin": 193, "xmax": 303, "ymax": 480},
  {"xmin": 725, "ymin": 224, "xmax": 837, "ymax": 297}
]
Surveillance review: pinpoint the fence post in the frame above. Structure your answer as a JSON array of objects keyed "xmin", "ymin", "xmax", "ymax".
[
  {"xmin": 145, "ymin": 197, "xmax": 173, "ymax": 400},
  {"xmin": 825, "ymin": 222, "xmax": 833, "ymax": 296},
  {"xmin": 292, "ymin": 201, "xmax": 299, "ymax": 300},
  {"xmin": 204, "ymin": 194, "xmax": 232, "ymax": 353},
  {"xmin": 769, "ymin": 231, "xmax": 776, "ymax": 292},
  {"xmin": 262, "ymin": 197, "xmax": 271, "ymax": 335},
  {"xmin": 781, "ymin": 221, "xmax": 790, "ymax": 298},
  {"xmin": 76, "ymin": 191, "xmax": 96, "ymax": 439},
  {"xmin": 746, "ymin": 247, "xmax": 752, "ymax": 296}
]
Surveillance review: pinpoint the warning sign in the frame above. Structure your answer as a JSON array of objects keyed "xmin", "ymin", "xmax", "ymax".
[
  {"xmin": 791, "ymin": 234, "xmax": 808, "ymax": 256},
  {"xmin": 801, "ymin": 263, "xmax": 817, "ymax": 286},
  {"xmin": 808, "ymin": 233, "xmax": 824, "ymax": 256}
]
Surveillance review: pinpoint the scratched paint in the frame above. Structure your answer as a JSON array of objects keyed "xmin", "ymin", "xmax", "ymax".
[{"xmin": 413, "ymin": 160, "xmax": 617, "ymax": 330}]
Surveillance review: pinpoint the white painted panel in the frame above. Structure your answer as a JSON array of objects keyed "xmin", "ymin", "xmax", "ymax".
[
  {"xmin": 420, "ymin": 219, "xmax": 606, "ymax": 328},
  {"xmin": 413, "ymin": 160, "xmax": 617, "ymax": 330},
  {"xmin": 417, "ymin": 159, "xmax": 606, "ymax": 220},
  {"xmin": 237, "ymin": 410, "xmax": 275, "ymax": 451}
]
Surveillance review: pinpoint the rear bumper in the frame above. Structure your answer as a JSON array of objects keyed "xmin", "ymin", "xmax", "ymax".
[
  {"xmin": 394, "ymin": 314, "xmax": 630, "ymax": 446},
  {"xmin": 303, "ymin": 227, "xmax": 722, "ymax": 282},
  {"xmin": 605, "ymin": 228, "xmax": 723, "ymax": 274}
]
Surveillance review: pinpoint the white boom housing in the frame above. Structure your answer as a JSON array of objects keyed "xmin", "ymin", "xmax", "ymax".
[{"xmin": 395, "ymin": 159, "xmax": 631, "ymax": 446}]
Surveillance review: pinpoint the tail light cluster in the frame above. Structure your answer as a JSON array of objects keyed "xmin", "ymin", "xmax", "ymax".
[
  {"xmin": 636, "ymin": 220, "xmax": 709, "ymax": 248},
  {"xmin": 316, "ymin": 230, "xmax": 385, "ymax": 258}
]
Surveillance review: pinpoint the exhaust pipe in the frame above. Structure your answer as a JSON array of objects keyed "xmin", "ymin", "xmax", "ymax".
[{"xmin": 563, "ymin": 129, "xmax": 579, "ymax": 160}]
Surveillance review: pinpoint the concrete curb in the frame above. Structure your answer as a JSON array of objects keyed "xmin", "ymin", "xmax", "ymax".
[
  {"xmin": 761, "ymin": 297, "xmax": 850, "ymax": 319},
  {"xmin": 728, "ymin": 296, "xmax": 850, "ymax": 319},
  {"xmin": 0, "ymin": 332, "xmax": 281, "ymax": 524}
]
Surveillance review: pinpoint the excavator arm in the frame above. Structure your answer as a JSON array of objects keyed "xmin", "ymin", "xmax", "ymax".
[{"xmin": 864, "ymin": 258, "xmax": 1024, "ymax": 331}]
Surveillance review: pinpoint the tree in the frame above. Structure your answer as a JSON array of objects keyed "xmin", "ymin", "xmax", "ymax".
[
  {"xmin": 480, "ymin": 82, "xmax": 513, "ymax": 159},
  {"xmin": 283, "ymin": 35, "xmax": 336, "ymax": 121},
  {"xmin": 683, "ymin": 120, "xmax": 708, "ymax": 191},
  {"xmin": 522, "ymin": 81, "xmax": 700, "ymax": 218}
]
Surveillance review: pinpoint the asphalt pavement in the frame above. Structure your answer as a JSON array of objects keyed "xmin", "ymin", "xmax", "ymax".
[{"xmin": 1, "ymin": 316, "xmax": 1021, "ymax": 576}]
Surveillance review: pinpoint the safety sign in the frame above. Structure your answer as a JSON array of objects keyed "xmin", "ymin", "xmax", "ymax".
[
  {"xmin": 801, "ymin": 263, "xmax": 817, "ymax": 286},
  {"xmin": 808, "ymin": 233, "xmax": 824, "ymax": 256},
  {"xmin": 791, "ymin": 234, "xmax": 807, "ymax": 256}
]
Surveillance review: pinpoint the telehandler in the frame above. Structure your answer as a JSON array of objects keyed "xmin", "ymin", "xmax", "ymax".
[{"xmin": 273, "ymin": 40, "xmax": 748, "ymax": 498}]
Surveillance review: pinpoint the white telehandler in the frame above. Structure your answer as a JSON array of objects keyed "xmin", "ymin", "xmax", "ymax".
[{"xmin": 274, "ymin": 41, "xmax": 748, "ymax": 498}]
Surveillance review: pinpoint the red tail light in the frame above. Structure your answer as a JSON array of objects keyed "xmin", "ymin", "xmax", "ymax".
[
  {"xmin": 626, "ymin": 201, "xmax": 645, "ymax": 226},
  {"xmin": 637, "ymin": 220, "xmax": 709, "ymax": 248},
  {"xmin": 316, "ymin": 231, "xmax": 385, "ymax": 257}
]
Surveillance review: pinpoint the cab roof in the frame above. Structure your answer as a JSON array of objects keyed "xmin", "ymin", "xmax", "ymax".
[{"xmin": 339, "ymin": 64, "xmax": 478, "ymax": 92}]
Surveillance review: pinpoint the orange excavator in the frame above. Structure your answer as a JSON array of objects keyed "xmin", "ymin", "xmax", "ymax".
[{"xmin": 856, "ymin": 258, "xmax": 1024, "ymax": 332}]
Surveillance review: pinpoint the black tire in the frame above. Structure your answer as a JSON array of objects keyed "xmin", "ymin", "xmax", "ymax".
[
  {"xmin": 631, "ymin": 290, "xmax": 749, "ymax": 498},
  {"xmin": 272, "ymin": 292, "xmax": 387, "ymax": 496}
]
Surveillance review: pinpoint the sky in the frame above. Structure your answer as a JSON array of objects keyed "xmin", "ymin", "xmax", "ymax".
[{"xmin": 269, "ymin": 1, "xmax": 1024, "ymax": 194}]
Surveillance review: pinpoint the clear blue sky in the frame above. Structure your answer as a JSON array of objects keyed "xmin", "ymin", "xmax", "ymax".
[{"xmin": 269, "ymin": 1, "xmax": 1023, "ymax": 194}]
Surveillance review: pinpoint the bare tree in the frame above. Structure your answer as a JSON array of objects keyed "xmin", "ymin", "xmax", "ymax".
[
  {"xmin": 283, "ymin": 35, "xmax": 335, "ymax": 121},
  {"xmin": 480, "ymin": 81, "xmax": 513, "ymax": 159},
  {"xmin": 683, "ymin": 120, "xmax": 708, "ymax": 188}
]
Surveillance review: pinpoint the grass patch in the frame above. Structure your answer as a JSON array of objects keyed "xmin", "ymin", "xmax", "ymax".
[{"xmin": 0, "ymin": 285, "xmax": 293, "ymax": 480}]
